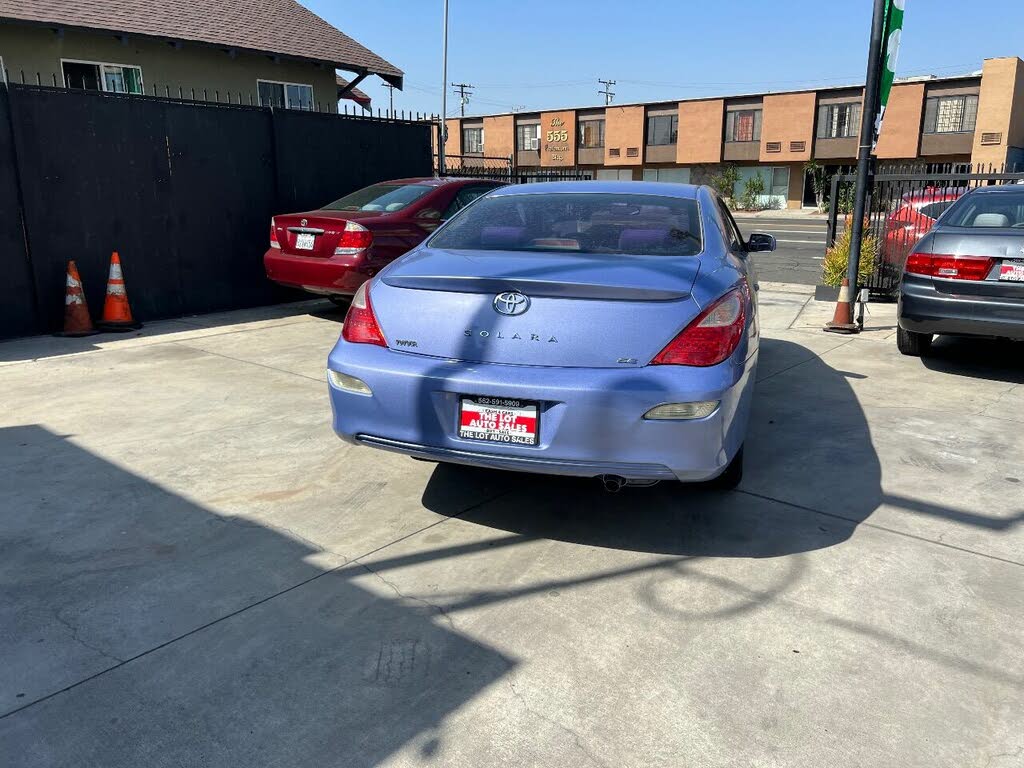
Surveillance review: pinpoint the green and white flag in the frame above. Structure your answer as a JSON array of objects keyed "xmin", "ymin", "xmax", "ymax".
[{"xmin": 875, "ymin": 0, "xmax": 905, "ymax": 142}]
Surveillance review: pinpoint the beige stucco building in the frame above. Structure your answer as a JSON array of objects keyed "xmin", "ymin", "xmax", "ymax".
[
  {"xmin": 0, "ymin": 0, "xmax": 401, "ymax": 112},
  {"xmin": 444, "ymin": 57, "xmax": 1024, "ymax": 209}
]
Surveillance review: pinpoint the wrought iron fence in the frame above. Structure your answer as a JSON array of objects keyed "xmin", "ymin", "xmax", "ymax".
[
  {"xmin": 434, "ymin": 154, "xmax": 593, "ymax": 184},
  {"xmin": 826, "ymin": 162, "xmax": 1024, "ymax": 295}
]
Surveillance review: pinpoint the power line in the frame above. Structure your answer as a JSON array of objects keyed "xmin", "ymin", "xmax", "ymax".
[
  {"xmin": 598, "ymin": 78, "xmax": 616, "ymax": 106},
  {"xmin": 451, "ymin": 82, "xmax": 474, "ymax": 117}
]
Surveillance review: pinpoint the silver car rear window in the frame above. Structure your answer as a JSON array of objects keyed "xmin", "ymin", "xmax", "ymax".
[
  {"xmin": 429, "ymin": 193, "xmax": 703, "ymax": 256},
  {"xmin": 944, "ymin": 189, "xmax": 1024, "ymax": 228}
]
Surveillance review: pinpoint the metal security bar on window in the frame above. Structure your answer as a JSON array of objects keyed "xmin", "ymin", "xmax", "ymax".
[
  {"xmin": 462, "ymin": 127, "xmax": 484, "ymax": 154},
  {"xmin": 516, "ymin": 123, "xmax": 539, "ymax": 151},
  {"xmin": 726, "ymin": 109, "xmax": 761, "ymax": 142},
  {"xmin": 578, "ymin": 119, "xmax": 604, "ymax": 148},
  {"xmin": 816, "ymin": 102, "xmax": 861, "ymax": 138},
  {"xmin": 923, "ymin": 95, "xmax": 979, "ymax": 134}
]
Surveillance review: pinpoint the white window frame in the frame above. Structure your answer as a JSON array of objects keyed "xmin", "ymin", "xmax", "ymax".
[
  {"xmin": 1, "ymin": 56, "xmax": 6, "ymax": 84},
  {"xmin": 60, "ymin": 58, "xmax": 145, "ymax": 94},
  {"xmin": 462, "ymin": 126, "xmax": 484, "ymax": 154},
  {"xmin": 257, "ymin": 78, "xmax": 315, "ymax": 110}
]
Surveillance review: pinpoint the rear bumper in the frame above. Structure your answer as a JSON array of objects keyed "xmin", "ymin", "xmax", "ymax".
[
  {"xmin": 263, "ymin": 249, "xmax": 372, "ymax": 295},
  {"xmin": 899, "ymin": 275, "xmax": 1024, "ymax": 340},
  {"xmin": 327, "ymin": 340, "xmax": 757, "ymax": 482}
]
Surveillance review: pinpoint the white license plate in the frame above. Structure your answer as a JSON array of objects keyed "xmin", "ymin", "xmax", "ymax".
[
  {"xmin": 459, "ymin": 396, "xmax": 539, "ymax": 446},
  {"xmin": 295, "ymin": 233, "xmax": 316, "ymax": 250},
  {"xmin": 999, "ymin": 259, "xmax": 1024, "ymax": 282}
]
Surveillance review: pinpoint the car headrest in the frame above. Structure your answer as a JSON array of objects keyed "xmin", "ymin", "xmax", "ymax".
[
  {"xmin": 973, "ymin": 212, "xmax": 1010, "ymax": 227},
  {"xmin": 618, "ymin": 228, "xmax": 670, "ymax": 252},
  {"xmin": 479, "ymin": 226, "xmax": 526, "ymax": 248}
]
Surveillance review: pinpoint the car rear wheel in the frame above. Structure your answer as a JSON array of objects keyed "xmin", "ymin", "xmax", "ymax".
[
  {"xmin": 896, "ymin": 326, "xmax": 932, "ymax": 357},
  {"xmin": 709, "ymin": 446, "xmax": 743, "ymax": 490}
]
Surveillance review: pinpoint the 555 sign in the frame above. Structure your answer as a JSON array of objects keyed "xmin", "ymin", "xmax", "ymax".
[{"xmin": 540, "ymin": 110, "xmax": 576, "ymax": 167}]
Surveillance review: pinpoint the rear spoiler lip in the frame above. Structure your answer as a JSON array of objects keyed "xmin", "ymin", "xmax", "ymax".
[{"xmin": 380, "ymin": 274, "xmax": 691, "ymax": 301}]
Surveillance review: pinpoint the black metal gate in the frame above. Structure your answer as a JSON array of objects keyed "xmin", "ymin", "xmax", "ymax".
[
  {"xmin": 435, "ymin": 154, "xmax": 593, "ymax": 183},
  {"xmin": 826, "ymin": 163, "xmax": 1024, "ymax": 294}
]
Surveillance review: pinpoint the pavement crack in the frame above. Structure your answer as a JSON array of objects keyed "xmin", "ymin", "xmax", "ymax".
[
  {"xmin": 358, "ymin": 561, "xmax": 457, "ymax": 631},
  {"xmin": 507, "ymin": 679, "xmax": 611, "ymax": 768},
  {"xmin": 53, "ymin": 610, "xmax": 124, "ymax": 665}
]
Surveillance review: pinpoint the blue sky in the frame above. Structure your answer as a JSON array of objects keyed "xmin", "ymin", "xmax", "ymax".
[{"xmin": 305, "ymin": 0, "xmax": 1024, "ymax": 117}]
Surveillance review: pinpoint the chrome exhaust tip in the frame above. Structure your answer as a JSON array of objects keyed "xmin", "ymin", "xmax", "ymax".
[{"xmin": 599, "ymin": 475, "xmax": 627, "ymax": 493}]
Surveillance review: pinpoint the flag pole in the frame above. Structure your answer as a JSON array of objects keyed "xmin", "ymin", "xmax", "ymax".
[{"xmin": 845, "ymin": 0, "xmax": 890, "ymax": 328}]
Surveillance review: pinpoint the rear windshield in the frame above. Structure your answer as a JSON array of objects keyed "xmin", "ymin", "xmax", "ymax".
[
  {"xmin": 323, "ymin": 184, "xmax": 432, "ymax": 213},
  {"xmin": 428, "ymin": 192, "xmax": 703, "ymax": 256},
  {"xmin": 943, "ymin": 188, "xmax": 1024, "ymax": 228}
]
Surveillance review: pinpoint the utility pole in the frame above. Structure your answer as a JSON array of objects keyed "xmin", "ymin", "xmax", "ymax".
[
  {"xmin": 451, "ymin": 82, "xmax": 473, "ymax": 117},
  {"xmin": 438, "ymin": 0, "xmax": 448, "ymax": 176},
  {"xmin": 598, "ymin": 78, "xmax": 616, "ymax": 106},
  {"xmin": 382, "ymin": 83, "xmax": 396, "ymax": 117}
]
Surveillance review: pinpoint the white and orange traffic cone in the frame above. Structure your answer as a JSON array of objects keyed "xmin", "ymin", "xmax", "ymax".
[
  {"xmin": 824, "ymin": 278, "xmax": 859, "ymax": 334},
  {"xmin": 57, "ymin": 260, "xmax": 97, "ymax": 337},
  {"xmin": 98, "ymin": 251, "xmax": 140, "ymax": 331}
]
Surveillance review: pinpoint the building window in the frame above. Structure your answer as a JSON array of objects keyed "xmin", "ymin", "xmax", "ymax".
[
  {"xmin": 462, "ymin": 126, "xmax": 484, "ymax": 154},
  {"xmin": 733, "ymin": 166, "xmax": 790, "ymax": 206},
  {"xmin": 817, "ymin": 102, "xmax": 861, "ymax": 138},
  {"xmin": 923, "ymin": 95, "xmax": 978, "ymax": 134},
  {"xmin": 258, "ymin": 80, "xmax": 314, "ymax": 110},
  {"xmin": 642, "ymin": 167, "xmax": 691, "ymax": 183},
  {"xmin": 725, "ymin": 109, "xmax": 762, "ymax": 142},
  {"xmin": 646, "ymin": 114, "xmax": 678, "ymax": 146},
  {"xmin": 578, "ymin": 119, "xmax": 605, "ymax": 148},
  {"xmin": 62, "ymin": 60, "xmax": 143, "ymax": 94},
  {"xmin": 516, "ymin": 124, "xmax": 540, "ymax": 151}
]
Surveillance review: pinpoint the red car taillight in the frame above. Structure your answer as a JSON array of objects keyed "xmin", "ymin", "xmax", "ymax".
[
  {"xmin": 341, "ymin": 282, "xmax": 387, "ymax": 346},
  {"xmin": 905, "ymin": 253, "xmax": 994, "ymax": 281},
  {"xmin": 334, "ymin": 220, "xmax": 373, "ymax": 256},
  {"xmin": 269, "ymin": 218, "xmax": 280, "ymax": 249},
  {"xmin": 651, "ymin": 284, "xmax": 747, "ymax": 367}
]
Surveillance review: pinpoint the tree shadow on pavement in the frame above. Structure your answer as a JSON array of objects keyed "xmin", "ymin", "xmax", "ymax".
[{"xmin": 422, "ymin": 337, "xmax": 882, "ymax": 558}]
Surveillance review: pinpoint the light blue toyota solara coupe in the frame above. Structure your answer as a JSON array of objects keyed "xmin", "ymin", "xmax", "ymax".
[{"xmin": 327, "ymin": 181, "xmax": 774, "ymax": 490}]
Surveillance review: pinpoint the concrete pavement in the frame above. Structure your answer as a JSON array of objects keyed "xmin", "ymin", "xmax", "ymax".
[{"xmin": 1, "ymin": 288, "xmax": 1022, "ymax": 767}]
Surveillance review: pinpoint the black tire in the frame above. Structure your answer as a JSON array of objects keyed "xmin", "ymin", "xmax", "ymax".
[
  {"xmin": 896, "ymin": 326, "xmax": 932, "ymax": 357},
  {"xmin": 710, "ymin": 446, "xmax": 743, "ymax": 490}
]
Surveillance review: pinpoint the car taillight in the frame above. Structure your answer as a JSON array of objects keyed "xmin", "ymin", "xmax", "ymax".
[
  {"xmin": 651, "ymin": 284, "xmax": 747, "ymax": 367},
  {"xmin": 269, "ymin": 218, "xmax": 280, "ymax": 249},
  {"xmin": 905, "ymin": 253, "xmax": 994, "ymax": 281},
  {"xmin": 341, "ymin": 282, "xmax": 386, "ymax": 346},
  {"xmin": 334, "ymin": 220, "xmax": 373, "ymax": 256}
]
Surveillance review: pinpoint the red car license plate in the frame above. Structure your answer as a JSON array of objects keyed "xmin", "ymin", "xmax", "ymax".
[
  {"xmin": 458, "ymin": 396, "xmax": 539, "ymax": 446},
  {"xmin": 999, "ymin": 259, "xmax": 1024, "ymax": 282}
]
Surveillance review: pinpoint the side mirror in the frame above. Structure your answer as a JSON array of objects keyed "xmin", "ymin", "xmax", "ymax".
[{"xmin": 747, "ymin": 233, "xmax": 776, "ymax": 252}]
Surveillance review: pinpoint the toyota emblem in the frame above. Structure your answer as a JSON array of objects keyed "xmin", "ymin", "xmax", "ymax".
[
  {"xmin": 493, "ymin": 291, "xmax": 530, "ymax": 316},
  {"xmin": 300, "ymin": 218, "xmax": 308, "ymax": 227}
]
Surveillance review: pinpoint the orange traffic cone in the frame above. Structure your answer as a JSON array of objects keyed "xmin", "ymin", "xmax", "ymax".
[
  {"xmin": 57, "ymin": 260, "xmax": 97, "ymax": 337},
  {"xmin": 824, "ymin": 278, "xmax": 859, "ymax": 334},
  {"xmin": 98, "ymin": 252, "xmax": 140, "ymax": 331}
]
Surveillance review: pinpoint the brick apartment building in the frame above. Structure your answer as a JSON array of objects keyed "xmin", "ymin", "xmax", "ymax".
[{"xmin": 441, "ymin": 56, "xmax": 1024, "ymax": 208}]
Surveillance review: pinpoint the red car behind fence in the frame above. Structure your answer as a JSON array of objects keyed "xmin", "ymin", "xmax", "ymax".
[{"xmin": 881, "ymin": 187, "xmax": 964, "ymax": 267}]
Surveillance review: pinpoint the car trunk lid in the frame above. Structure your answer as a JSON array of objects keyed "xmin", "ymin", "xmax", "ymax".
[
  {"xmin": 273, "ymin": 211, "xmax": 382, "ymax": 258},
  {"xmin": 369, "ymin": 247, "xmax": 704, "ymax": 368},
  {"xmin": 928, "ymin": 229, "xmax": 1024, "ymax": 298}
]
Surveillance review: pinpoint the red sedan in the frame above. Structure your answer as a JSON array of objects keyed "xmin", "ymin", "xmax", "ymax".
[
  {"xmin": 882, "ymin": 187, "xmax": 963, "ymax": 267},
  {"xmin": 264, "ymin": 177, "xmax": 505, "ymax": 300}
]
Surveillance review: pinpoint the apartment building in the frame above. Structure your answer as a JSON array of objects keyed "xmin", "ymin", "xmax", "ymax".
[{"xmin": 441, "ymin": 56, "xmax": 1024, "ymax": 208}]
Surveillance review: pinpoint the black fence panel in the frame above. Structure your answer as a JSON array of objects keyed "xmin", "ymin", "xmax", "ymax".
[
  {"xmin": 0, "ymin": 84, "xmax": 433, "ymax": 337},
  {"xmin": 0, "ymin": 86, "xmax": 40, "ymax": 337},
  {"xmin": 826, "ymin": 163, "xmax": 1024, "ymax": 296},
  {"xmin": 274, "ymin": 110, "xmax": 432, "ymax": 213}
]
